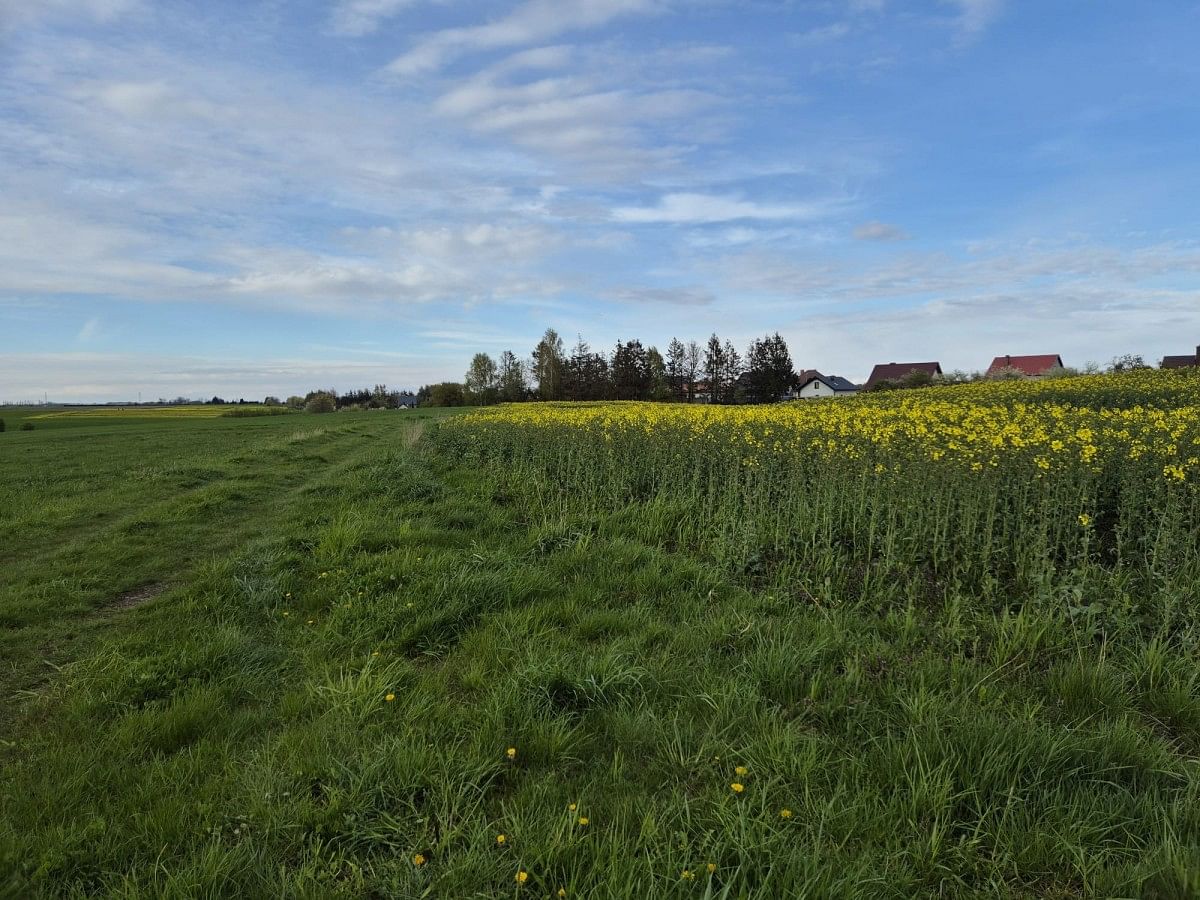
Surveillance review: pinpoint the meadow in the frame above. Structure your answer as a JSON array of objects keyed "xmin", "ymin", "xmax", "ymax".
[{"xmin": 2, "ymin": 373, "xmax": 1199, "ymax": 898}]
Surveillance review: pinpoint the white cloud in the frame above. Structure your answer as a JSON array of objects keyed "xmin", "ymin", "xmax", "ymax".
[
  {"xmin": 384, "ymin": 0, "xmax": 661, "ymax": 76},
  {"xmin": 853, "ymin": 220, "xmax": 909, "ymax": 241},
  {"xmin": 329, "ymin": 0, "xmax": 432, "ymax": 37},
  {"xmin": 942, "ymin": 0, "xmax": 1004, "ymax": 37},
  {"xmin": 612, "ymin": 193, "xmax": 833, "ymax": 224},
  {"xmin": 77, "ymin": 316, "xmax": 102, "ymax": 342},
  {"xmin": 0, "ymin": 0, "xmax": 138, "ymax": 30},
  {"xmin": 607, "ymin": 285, "xmax": 715, "ymax": 306}
]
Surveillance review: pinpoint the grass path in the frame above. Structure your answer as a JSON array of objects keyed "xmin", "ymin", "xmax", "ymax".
[{"xmin": 2, "ymin": 413, "xmax": 1198, "ymax": 897}]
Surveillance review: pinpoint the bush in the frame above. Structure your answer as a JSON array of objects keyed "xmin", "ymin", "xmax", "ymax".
[{"xmin": 19, "ymin": 422, "xmax": 34, "ymax": 431}]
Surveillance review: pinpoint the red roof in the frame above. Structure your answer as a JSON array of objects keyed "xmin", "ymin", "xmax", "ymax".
[
  {"xmin": 1162, "ymin": 354, "xmax": 1198, "ymax": 369},
  {"xmin": 986, "ymin": 354, "xmax": 1063, "ymax": 377},
  {"xmin": 864, "ymin": 361, "xmax": 942, "ymax": 388}
]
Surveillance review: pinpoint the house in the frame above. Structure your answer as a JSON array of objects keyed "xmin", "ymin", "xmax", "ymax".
[
  {"xmin": 1162, "ymin": 345, "xmax": 1200, "ymax": 369},
  {"xmin": 863, "ymin": 361, "xmax": 943, "ymax": 390},
  {"xmin": 986, "ymin": 354, "xmax": 1064, "ymax": 378},
  {"xmin": 796, "ymin": 372, "xmax": 859, "ymax": 399}
]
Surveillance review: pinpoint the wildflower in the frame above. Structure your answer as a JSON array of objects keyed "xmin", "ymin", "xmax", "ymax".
[
  {"xmin": 558, "ymin": 890, "xmax": 567, "ymax": 898},
  {"xmin": 577, "ymin": 817, "xmax": 588, "ymax": 826},
  {"xmin": 282, "ymin": 611, "xmax": 290, "ymax": 617},
  {"xmin": 730, "ymin": 783, "xmax": 744, "ymax": 793},
  {"xmin": 412, "ymin": 853, "xmax": 426, "ymax": 866},
  {"xmin": 385, "ymin": 693, "xmax": 395, "ymax": 702},
  {"xmin": 681, "ymin": 870, "xmax": 694, "ymax": 881},
  {"xmin": 506, "ymin": 747, "xmax": 517, "ymax": 760},
  {"xmin": 780, "ymin": 808, "xmax": 793, "ymax": 819},
  {"xmin": 285, "ymin": 592, "xmax": 291, "ymax": 598},
  {"xmin": 734, "ymin": 766, "xmax": 748, "ymax": 776},
  {"xmin": 372, "ymin": 651, "xmax": 380, "ymax": 657},
  {"xmin": 306, "ymin": 619, "xmax": 315, "ymax": 625},
  {"xmin": 706, "ymin": 863, "xmax": 716, "ymax": 874},
  {"xmin": 1078, "ymin": 513, "xmax": 1092, "ymax": 527},
  {"xmin": 496, "ymin": 834, "xmax": 506, "ymax": 845},
  {"xmin": 567, "ymin": 803, "xmax": 577, "ymax": 811},
  {"xmin": 515, "ymin": 870, "xmax": 528, "ymax": 885}
]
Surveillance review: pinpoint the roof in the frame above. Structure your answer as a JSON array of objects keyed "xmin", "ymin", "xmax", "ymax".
[
  {"xmin": 798, "ymin": 372, "xmax": 859, "ymax": 392},
  {"xmin": 986, "ymin": 354, "xmax": 1063, "ymax": 376},
  {"xmin": 864, "ymin": 361, "xmax": 942, "ymax": 389},
  {"xmin": 1162, "ymin": 354, "xmax": 1199, "ymax": 369}
]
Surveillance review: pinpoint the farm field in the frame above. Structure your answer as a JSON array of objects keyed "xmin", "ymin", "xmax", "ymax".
[{"xmin": 2, "ymin": 374, "xmax": 1200, "ymax": 898}]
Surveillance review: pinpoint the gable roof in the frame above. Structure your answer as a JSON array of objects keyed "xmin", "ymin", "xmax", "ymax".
[
  {"xmin": 986, "ymin": 354, "xmax": 1063, "ymax": 376},
  {"xmin": 798, "ymin": 372, "xmax": 858, "ymax": 392},
  {"xmin": 1162, "ymin": 354, "xmax": 1199, "ymax": 369},
  {"xmin": 864, "ymin": 361, "xmax": 942, "ymax": 389}
]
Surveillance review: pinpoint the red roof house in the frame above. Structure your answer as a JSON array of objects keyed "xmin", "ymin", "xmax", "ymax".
[
  {"xmin": 864, "ymin": 361, "xmax": 942, "ymax": 389},
  {"xmin": 1162, "ymin": 346, "xmax": 1199, "ymax": 369},
  {"xmin": 986, "ymin": 354, "xmax": 1064, "ymax": 378}
]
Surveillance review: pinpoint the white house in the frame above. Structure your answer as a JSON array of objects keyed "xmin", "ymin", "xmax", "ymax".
[{"xmin": 796, "ymin": 372, "xmax": 859, "ymax": 399}]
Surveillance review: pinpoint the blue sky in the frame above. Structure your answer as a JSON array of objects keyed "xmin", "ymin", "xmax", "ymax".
[{"xmin": 2, "ymin": 0, "xmax": 1199, "ymax": 401}]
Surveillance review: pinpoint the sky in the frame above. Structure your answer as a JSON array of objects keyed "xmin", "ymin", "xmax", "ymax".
[{"xmin": 2, "ymin": 0, "xmax": 1199, "ymax": 402}]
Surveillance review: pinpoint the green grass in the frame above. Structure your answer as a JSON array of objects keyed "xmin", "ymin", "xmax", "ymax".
[{"xmin": 2, "ymin": 406, "xmax": 1199, "ymax": 898}]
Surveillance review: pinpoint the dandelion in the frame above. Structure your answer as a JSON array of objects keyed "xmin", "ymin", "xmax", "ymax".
[
  {"xmin": 734, "ymin": 765, "xmax": 748, "ymax": 776},
  {"xmin": 506, "ymin": 747, "xmax": 517, "ymax": 760},
  {"xmin": 577, "ymin": 817, "xmax": 588, "ymax": 826},
  {"xmin": 730, "ymin": 782, "xmax": 744, "ymax": 793},
  {"xmin": 1078, "ymin": 513, "xmax": 1092, "ymax": 527},
  {"xmin": 515, "ymin": 870, "xmax": 528, "ymax": 885},
  {"xmin": 412, "ymin": 853, "xmax": 426, "ymax": 866},
  {"xmin": 496, "ymin": 834, "xmax": 506, "ymax": 845},
  {"xmin": 567, "ymin": 803, "xmax": 577, "ymax": 811},
  {"xmin": 780, "ymin": 808, "xmax": 793, "ymax": 819},
  {"xmin": 706, "ymin": 862, "xmax": 716, "ymax": 874},
  {"xmin": 385, "ymin": 693, "xmax": 395, "ymax": 702}
]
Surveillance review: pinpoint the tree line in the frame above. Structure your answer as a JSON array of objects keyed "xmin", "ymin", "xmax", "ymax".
[{"xmin": 437, "ymin": 329, "xmax": 798, "ymax": 407}]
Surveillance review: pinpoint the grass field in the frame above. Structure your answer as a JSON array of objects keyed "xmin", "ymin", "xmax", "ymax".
[{"xmin": 2, "ymin": 379, "xmax": 1199, "ymax": 898}]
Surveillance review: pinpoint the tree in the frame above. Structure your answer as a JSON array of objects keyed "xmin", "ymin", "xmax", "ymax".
[
  {"xmin": 464, "ymin": 353, "xmax": 500, "ymax": 405},
  {"xmin": 305, "ymin": 392, "xmax": 336, "ymax": 413},
  {"xmin": 1109, "ymin": 353, "xmax": 1149, "ymax": 373},
  {"xmin": 721, "ymin": 339, "xmax": 743, "ymax": 403},
  {"xmin": 743, "ymin": 332, "xmax": 795, "ymax": 403},
  {"xmin": 422, "ymin": 382, "xmax": 467, "ymax": 407},
  {"xmin": 665, "ymin": 338, "xmax": 687, "ymax": 400},
  {"xmin": 531, "ymin": 328, "xmax": 566, "ymax": 400},
  {"xmin": 498, "ymin": 350, "xmax": 529, "ymax": 402},
  {"xmin": 684, "ymin": 340, "xmax": 702, "ymax": 402},
  {"xmin": 646, "ymin": 346, "xmax": 670, "ymax": 401},
  {"xmin": 611, "ymin": 339, "xmax": 650, "ymax": 400},
  {"xmin": 263, "ymin": 396, "xmax": 282, "ymax": 406},
  {"xmin": 286, "ymin": 396, "xmax": 305, "ymax": 409},
  {"xmin": 565, "ymin": 335, "xmax": 610, "ymax": 401},
  {"xmin": 703, "ymin": 334, "xmax": 726, "ymax": 404}
]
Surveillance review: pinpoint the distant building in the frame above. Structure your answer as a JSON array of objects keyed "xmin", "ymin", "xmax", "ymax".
[
  {"xmin": 986, "ymin": 354, "xmax": 1064, "ymax": 378},
  {"xmin": 796, "ymin": 372, "xmax": 859, "ymax": 399},
  {"xmin": 1162, "ymin": 345, "xmax": 1200, "ymax": 369},
  {"xmin": 864, "ymin": 361, "xmax": 943, "ymax": 390}
]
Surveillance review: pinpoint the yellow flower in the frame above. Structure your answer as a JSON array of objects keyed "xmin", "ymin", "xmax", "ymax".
[
  {"xmin": 506, "ymin": 747, "xmax": 517, "ymax": 760},
  {"xmin": 577, "ymin": 817, "xmax": 588, "ymax": 826},
  {"xmin": 730, "ymin": 782, "xmax": 744, "ymax": 793},
  {"xmin": 515, "ymin": 870, "xmax": 528, "ymax": 885},
  {"xmin": 1078, "ymin": 513, "xmax": 1092, "ymax": 527},
  {"xmin": 282, "ymin": 611, "xmax": 289, "ymax": 617},
  {"xmin": 385, "ymin": 693, "xmax": 395, "ymax": 702},
  {"xmin": 734, "ymin": 765, "xmax": 748, "ymax": 776},
  {"xmin": 567, "ymin": 802, "xmax": 577, "ymax": 811},
  {"xmin": 780, "ymin": 808, "xmax": 793, "ymax": 819},
  {"xmin": 496, "ymin": 834, "xmax": 506, "ymax": 845},
  {"xmin": 558, "ymin": 890, "xmax": 567, "ymax": 898},
  {"xmin": 706, "ymin": 862, "xmax": 716, "ymax": 874},
  {"xmin": 681, "ymin": 870, "xmax": 694, "ymax": 881},
  {"xmin": 412, "ymin": 853, "xmax": 426, "ymax": 866}
]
